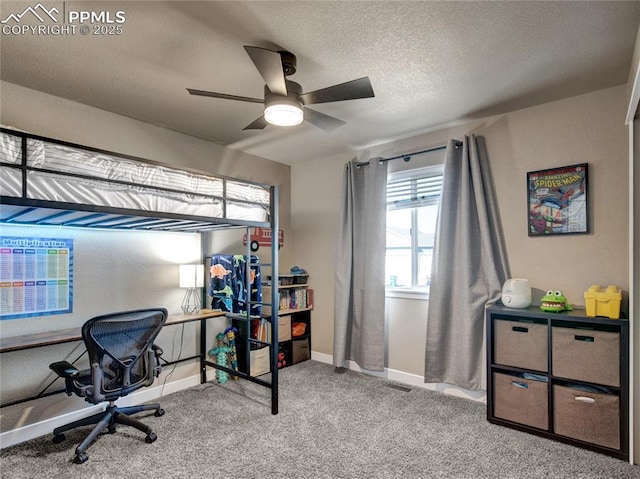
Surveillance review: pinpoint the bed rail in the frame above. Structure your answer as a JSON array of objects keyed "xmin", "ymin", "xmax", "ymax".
[{"xmin": 0, "ymin": 128, "xmax": 273, "ymax": 232}]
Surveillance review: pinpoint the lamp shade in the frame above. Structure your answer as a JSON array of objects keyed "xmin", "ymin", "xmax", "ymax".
[{"xmin": 179, "ymin": 264, "xmax": 204, "ymax": 288}]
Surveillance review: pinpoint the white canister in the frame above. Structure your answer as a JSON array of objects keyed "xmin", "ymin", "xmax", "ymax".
[{"xmin": 501, "ymin": 279, "xmax": 532, "ymax": 308}]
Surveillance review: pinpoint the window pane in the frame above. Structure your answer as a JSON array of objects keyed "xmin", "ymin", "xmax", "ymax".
[
  {"xmin": 386, "ymin": 248, "xmax": 411, "ymax": 287},
  {"xmin": 417, "ymin": 248, "xmax": 433, "ymax": 287},
  {"xmin": 416, "ymin": 205, "xmax": 438, "ymax": 287},
  {"xmin": 416, "ymin": 204, "xmax": 438, "ymax": 248},
  {"xmin": 386, "ymin": 209, "xmax": 411, "ymax": 286},
  {"xmin": 386, "ymin": 209, "xmax": 411, "ymax": 248}
]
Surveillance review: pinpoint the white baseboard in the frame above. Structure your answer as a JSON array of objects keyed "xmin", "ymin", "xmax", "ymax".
[
  {"xmin": 0, "ymin": 400, "xmax": 104, "ymax": 450},
  {"xmin": 0, "ymin": 370, "xmax": 217, "ymax": 449},
  {"xmin": 311, "ymin": 351, "xmax": 486, "ymax": 403}
]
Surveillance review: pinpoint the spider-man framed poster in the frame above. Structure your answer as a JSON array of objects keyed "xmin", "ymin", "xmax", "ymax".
[{"xmin": 527, "ymin": 163, "xmax": 589, "ymax": 236}]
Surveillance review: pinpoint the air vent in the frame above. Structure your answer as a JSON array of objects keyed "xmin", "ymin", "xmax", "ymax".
[{"xmin": 385, "ymin": 383, "xmax": 412, "ymax": 392}]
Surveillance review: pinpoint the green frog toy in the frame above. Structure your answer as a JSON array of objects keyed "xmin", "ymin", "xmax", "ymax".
[{"xmin": 540, "ymin": 290, "xmax": 572, "ymax": 312}]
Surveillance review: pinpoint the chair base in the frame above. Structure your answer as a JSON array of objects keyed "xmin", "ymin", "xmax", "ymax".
[{"xmin": 52, "ymin": 401, "xmax": 164, "ymax": 464}]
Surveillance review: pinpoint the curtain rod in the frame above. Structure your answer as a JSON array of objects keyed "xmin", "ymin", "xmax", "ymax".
[{"xmin": 355, "ymin": 140, "xmax": 462, "ymax": 168}]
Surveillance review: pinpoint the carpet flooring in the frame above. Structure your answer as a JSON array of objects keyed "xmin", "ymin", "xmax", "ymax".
[{"xmin": 1, "ymin": 360, "xmax": 638, "ymax": 478}]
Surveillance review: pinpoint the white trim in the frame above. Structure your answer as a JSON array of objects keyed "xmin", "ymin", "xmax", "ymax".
[
  {"xmin": 0, "ymin": 401, "xmax": 105, "ymax": 450},
  {"xmin": 627, "ymin": 26, "xmax": 640, "ymax": 465},
  {"xmin": 626, "ymin": 67, "xmax": 640, "ymax": 125},
  {"xmin": 385, "ymin": 288, "xmax": 429, "ymax": 300},
  {"xmin": 0, "ymin": 372, "xmax": 216, "ymax": 449},
  {"xmin": 311, "ymin": 351, "xmax": 486, "ymax": 403},
  {"xmin": 388, "ymin": 164, "xmax": 444, "ymax": 182},
  {"xmin": 628, "ymin": 120, "xmax": 637, "ymax": 465},
  {"xmin": 626, "ymin": 27, "xmax": 640, "ymax": 125}
]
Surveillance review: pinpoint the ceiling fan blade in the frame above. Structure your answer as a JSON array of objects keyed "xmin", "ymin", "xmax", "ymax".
[
  {"xmin": 243, "ymin": 115, "xmax": 268, "ymax": 130},
  {"xmin": 300, "ymin": 77, "xmax": 374, "ymax": 105},
  {"xmin": 244, "ymin": 46, "xmax": 288, "ymax": 97},
  {"xmin": 187, "ymin": 88, "xmax": 264, "ymax": 104},
  {"xmin": 303, "ymin": 107, "xmax": 346, "ymax": 132}
]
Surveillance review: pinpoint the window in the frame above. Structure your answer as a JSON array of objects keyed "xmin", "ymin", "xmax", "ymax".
[{"xmin": 385, "ymin": 166, "xmax": 443, "ymax": 290}]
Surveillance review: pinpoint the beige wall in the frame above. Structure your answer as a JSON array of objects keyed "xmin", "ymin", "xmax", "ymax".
[{"xmin": 292, "ymin": 84, "xmax": 630, "ymax": 366}]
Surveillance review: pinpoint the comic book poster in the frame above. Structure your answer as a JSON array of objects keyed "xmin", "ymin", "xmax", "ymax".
[{"xmin": 527, "ymin": 164, "xmax": 588, "ymax": 236}]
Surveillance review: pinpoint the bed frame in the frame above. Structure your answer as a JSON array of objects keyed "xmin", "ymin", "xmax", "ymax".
[{"xmin": 0, "ymin": 127, "xmax": 281, "ymax": 414}]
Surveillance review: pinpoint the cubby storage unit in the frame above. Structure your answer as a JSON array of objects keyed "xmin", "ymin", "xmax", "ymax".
[
  {"xmin": 230, "ymin": 318, "xmax": 272, "ymax": 378},
  {"xmin": 486, "ymin": 305, "xmax": 629, "ymax": 460},
  {"xmin": 263, "ymin": 276, "xmax": 312, "ymax": 369}
]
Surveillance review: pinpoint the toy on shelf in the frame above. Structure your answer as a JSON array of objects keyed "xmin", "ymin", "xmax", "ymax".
[
  {"xmin": 278, "ymin": 350, "xmax": 287, "ymax": 369},
  {"xmin": 224, "ymin": 326, "xmax": 239, "ymax": 380},
  {"xmin": 292, "ymin": 322, "xmax": 307, "ymax": 337},
  {"xmin": 540, "ymin": 290, "xmax": 573, "ymax": 312},
  {"xmin": 584, "ymin": 285, "xmax": 622, "ymax": 319},
  {"xmin": 208, "ymin": 332, "xmax": 233, "ymax": 384}
]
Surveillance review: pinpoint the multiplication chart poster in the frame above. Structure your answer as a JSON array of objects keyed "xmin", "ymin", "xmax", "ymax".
[{"xmin": 0, "ymin": 237, "xmax": 73, "ymax": 319}]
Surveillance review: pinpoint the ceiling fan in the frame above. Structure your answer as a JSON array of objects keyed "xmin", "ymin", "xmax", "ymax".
[{"xmin": 187, "ymin": 46, "xmax": 375, "ymax": 132}]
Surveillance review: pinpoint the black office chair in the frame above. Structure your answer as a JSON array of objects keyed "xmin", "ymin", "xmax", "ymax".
[{"xmin": 49, "ymin": 308, "xmax": 168, "ymax": 464}]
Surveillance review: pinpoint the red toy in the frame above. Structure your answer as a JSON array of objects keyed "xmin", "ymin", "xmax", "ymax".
[{"xmin": 277, "ymin": 351, "xmax": 287, "ymax": 368}]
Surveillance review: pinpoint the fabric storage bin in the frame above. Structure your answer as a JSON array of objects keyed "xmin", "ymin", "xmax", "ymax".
[
  {"xmin": 553, "ymin": 384, "xmax": 620, "ymax": 450},
  {"xmin": 278, "ymin": 316, "xmax": 292, "ymax": 342},
  {"xmin": 250, "ymin": 346, "xmax": 270, "ymax": 376},
  {"xmin": 551, "ymin": 326, "xmax": 619, "ymax": 387},
  {"xmin": 291, "ymin": 337, "xmax": 310, "ymax": 364},
  {"xmin": 493, "ymin": 372, "xmax": 548, "ymax": 430},
  {"xmin": 494, "ymin": 319, "xmax": 548, "ymax": 371}
]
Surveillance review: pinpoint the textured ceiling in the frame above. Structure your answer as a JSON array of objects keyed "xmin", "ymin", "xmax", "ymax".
[{"xmin": 1, "ymin": 1, "xmax": 640, "ymax": 165}]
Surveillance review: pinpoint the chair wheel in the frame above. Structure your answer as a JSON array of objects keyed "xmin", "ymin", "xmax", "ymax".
[
  {"xmin": 108, "ymin": 425, "xmax": 117, "ymax": 434},
  {"xmin": 52, "ymin": 434, "xmax": 65, "ymax": 444},
  {"xmin": 154, "ymin": 408, "xmax": 165, "ymax": 417},
  {"xmin": 145, "ymin": 432, "xmax": 157, "ymax": 443},
  {"xmin": 73, "ymin": 452, "xmax": 89, "ymax": 464}
]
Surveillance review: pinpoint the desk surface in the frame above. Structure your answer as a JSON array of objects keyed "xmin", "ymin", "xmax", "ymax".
[{"xmin": 0, "ymin": 309, "xmax": 226, "ymax": 353}]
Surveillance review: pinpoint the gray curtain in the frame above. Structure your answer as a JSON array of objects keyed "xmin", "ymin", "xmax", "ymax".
[
  {"xmin": 424, "ymin": 135, "xmax": 509, "ymax": 389},
  {"xmin": 333, "ymin": 156, "xmax": 388, "ymax": 371}
]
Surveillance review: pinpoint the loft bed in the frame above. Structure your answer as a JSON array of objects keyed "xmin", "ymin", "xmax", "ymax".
[
  {"xmin": 0, "ymin": 127, "xmax": 273, "ymax": 231},
  {"xmin": 0, "ymin": 126, "xmax": 281, "ymax": 414}
]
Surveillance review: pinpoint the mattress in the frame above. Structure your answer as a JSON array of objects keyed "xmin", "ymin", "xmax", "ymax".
[{"xmin": 0, "ymin": 130, "xmax": 270, "ymax": 223}]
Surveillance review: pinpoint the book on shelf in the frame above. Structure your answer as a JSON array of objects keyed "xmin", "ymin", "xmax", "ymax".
[
  {"xmin": 307, "ymin": 288, "xmax": 313, "ymax": 309},
  {"xmin": 262, "ymin": 286, "xmax": 314, "ymax": 314},
  {"xmin": 257, "ymin": 317, "xmax": 270, "ymax": 342}
]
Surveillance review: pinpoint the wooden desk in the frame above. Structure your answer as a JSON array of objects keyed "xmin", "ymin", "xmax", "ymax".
[
  {"xmin": 0, "ymin": 309, "xmax": 227, "ymax": 407},
  {"xmin": 0, "ymin": 326, "xmax": 83, "ymax": 354},
  {"xmin": 0, "ymin": 309, "xmax": 226, "ymax": 353}
]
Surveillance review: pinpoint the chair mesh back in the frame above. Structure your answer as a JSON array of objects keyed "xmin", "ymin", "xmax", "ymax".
[{"xmin": 82, "ymin": 309, "xmax": 167, "ymax": 397}]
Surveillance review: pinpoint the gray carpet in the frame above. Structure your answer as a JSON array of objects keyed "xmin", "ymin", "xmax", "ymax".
[{"xmin": 1, "ymin": 360, "xmax": 638, "ymax": 478}]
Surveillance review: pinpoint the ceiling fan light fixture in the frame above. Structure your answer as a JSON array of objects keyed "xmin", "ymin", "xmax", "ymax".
[{"xmin": 264, "ymin": 99, "xmax": 303, "ymax": 126}]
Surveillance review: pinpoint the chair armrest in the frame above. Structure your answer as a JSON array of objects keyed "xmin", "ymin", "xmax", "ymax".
[
  {"xmin": 49, "ymin": 361, "xmax": 80, "ymax": 379},
  {"xmin": 152, "ymin": 344, "xmax": 163, "ymax": 357}
]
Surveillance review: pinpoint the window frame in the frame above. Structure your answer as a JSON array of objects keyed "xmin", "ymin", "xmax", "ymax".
[{"xmin": 385, "ymin": 164, "xmax": 443, "ymax": 297}]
